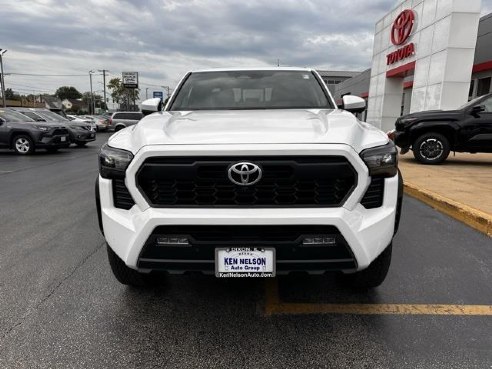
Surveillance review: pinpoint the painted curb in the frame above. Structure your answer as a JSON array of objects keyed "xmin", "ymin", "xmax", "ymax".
[{"xmin": 404, "ymin": 181, "xmax": 492, "ymax": 237}]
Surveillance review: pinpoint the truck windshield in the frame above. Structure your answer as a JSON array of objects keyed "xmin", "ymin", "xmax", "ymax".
[{"xmin": 170, "ymin": 70, "xmax": 333, "ymax": 111}]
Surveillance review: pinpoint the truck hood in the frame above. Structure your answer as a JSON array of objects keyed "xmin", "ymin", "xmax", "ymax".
[
  {"xmin": 109, "ymin": 109, "xmax": 389, "ymax": 154},
  {"xmin": 401, "ymin": 109, "xmax": 464, "ymax": 120}
]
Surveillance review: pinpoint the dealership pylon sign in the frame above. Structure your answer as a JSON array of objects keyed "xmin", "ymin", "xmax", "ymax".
[{"xmin": 122, "ymin": 72, "xmax": 139, "ymax": 89}]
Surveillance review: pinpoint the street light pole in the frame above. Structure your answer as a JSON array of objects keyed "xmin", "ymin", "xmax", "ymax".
[
  {"xmin": 161, "ymin": 85, "xmax": 171, "ymax": 98},
  {"xmin": 0, "ymin": 49, "xmax": 7, "ymax": 108},
  {"xmin": 98, "ymin": 69, "xmax": 109, "ymax": 111},
  {"xmin": 89, "ymin": 70, "xmax": 94, "ymax": 114}
]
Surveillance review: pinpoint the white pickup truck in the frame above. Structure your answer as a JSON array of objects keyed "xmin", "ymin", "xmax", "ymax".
[{"xmin": 96, "ymin": 68, "xmax": 402, "ymax": 289}]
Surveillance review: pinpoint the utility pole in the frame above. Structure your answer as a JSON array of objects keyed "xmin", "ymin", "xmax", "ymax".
[
  {"xmin": 98, "ymin": 69, "xmax": 109, "ymax": 111},
  {"xmin": 0, "ymin": 49, "xmax": 7, "ymax": 108},
  {"xmin": 161, "ymin": 86, "xmax": 172, "ymax": 98},
  {"xmin": 89, "ymin": 70, "xmax": 94, "ymax": 114}
]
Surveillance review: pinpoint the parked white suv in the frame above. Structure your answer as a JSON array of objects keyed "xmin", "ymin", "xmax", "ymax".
[
  {"xmin": 109, "ymin": 111, "xmax": 144, "ymax": 131},
  {"xmin": 96, "ymin": 68, "xmax": 403, "ymax": 289}
]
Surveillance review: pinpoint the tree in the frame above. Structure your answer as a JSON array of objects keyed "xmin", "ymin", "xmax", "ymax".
[
  {"xmin": 107, "ymin": 78, "xmax": 140, "ymax": 111},
  {"xmin": 81, "ymin": 91, "xmax": 106, "ymax": 113},
  {"xmin": 55, "ymin": 86, "xmax": 82, "ymax": 100},
  {"xmin": 5, "ymin": 88, "xmax": 19, "ymax": 100}
]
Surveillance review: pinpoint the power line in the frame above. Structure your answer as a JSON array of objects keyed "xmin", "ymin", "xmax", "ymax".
[
  {"xmin": 139, "ymin": 82, "xmax": 165, "ymax": 88},
  {"xmin": 6, "ymin": 82, "xmax": 51, "ymax": 92},
  {"xmin": 5, "ymin": 72, "xmax": 89, "ymax": 77}
]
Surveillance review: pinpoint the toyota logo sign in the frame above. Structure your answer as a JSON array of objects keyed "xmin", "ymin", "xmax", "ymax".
[
  {"xmin": 391, "ymin": 9, "xmax": 415, "ymax": 46},
  {"xmin": 228, "ymin": 162, "xmax": 262, "ymax": 186}
]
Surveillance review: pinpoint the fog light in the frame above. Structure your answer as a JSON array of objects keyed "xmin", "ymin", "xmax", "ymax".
[
  {"xmin": 302, "ymin": 236, "xmax": 336, "ymax": 246},
  {"xmin": 156, "ymin": 236, "xmax": 190, "ymax": 246}
]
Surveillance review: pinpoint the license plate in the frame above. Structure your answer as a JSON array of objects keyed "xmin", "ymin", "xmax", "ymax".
[
  {"xmin": 215, "ymin": 247, "xmax": 275, "ymax": 278},
  {"xmin": 61, "ymin": 136, "xmax": 66, "ymax": 142}
]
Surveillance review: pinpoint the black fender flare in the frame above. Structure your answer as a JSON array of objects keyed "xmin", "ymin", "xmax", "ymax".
[
  {"xmin": 95, "ymin": 176, "xmax": 104, "ymax": 235},
  {"xmin": 394, "ymin": 169, "xmax": 403, "ymax": 235},
  {"xmin": 408, "ymin": 121, "xmax": 459, "ymax": 148}
]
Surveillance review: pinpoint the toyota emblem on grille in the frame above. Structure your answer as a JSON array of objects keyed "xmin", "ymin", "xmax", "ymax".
[{"xmin": 228, "ymin": 162, "xmax": 262, "ymax": 186}]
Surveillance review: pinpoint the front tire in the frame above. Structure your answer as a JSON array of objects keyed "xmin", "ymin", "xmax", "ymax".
[
  {"xmin": 412, "ymin": 132, "xmax": 450, "ymax": 164},
  {"xmin": 13, "ymin": 135, "xmax": 35, "ymax": 155},
  {"xmin": 107, "ymin": 244, "xmax": 149, "ymax": 287},
  {"xmin": 339, "ymin": 243, "xmax": 392, "ymax": 290},
  {"xmin": 76, "ymin": 142, "xmax": 87, "ymax": 147}
]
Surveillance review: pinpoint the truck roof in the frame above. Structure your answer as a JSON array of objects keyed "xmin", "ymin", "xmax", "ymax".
[{"xmin": 191, "ymin": 67, "xmax": 314, "ymax": 73}]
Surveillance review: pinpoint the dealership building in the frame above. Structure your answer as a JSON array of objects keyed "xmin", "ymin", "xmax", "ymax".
[{"xmin": 334, "ymin": 0, "xmax": 490, "ymax": 132}]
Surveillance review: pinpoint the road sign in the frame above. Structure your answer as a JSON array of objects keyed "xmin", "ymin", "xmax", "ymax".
[
  {"xmin": 122, "ymin": 72, "xmax": 138, "ymax": 88},
  {"xmin": 153, "ymin": 91, "xmax": 164, "ymax": 99}
]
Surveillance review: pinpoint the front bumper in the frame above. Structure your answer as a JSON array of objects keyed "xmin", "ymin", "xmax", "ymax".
[
  {"xmin": 37, "ymin": 134, "xmax": 70, "ymax": 148},
  {"xmin": 98, "ymin": 144, "xmax": 399, "ymax": 273},
  {"xmin": 69, "ymin": 129, "xmax": 96, "ymax": 143},
  {"xmin": 394, "ymin": 131, "xmax": 411, "ymax": 150}
]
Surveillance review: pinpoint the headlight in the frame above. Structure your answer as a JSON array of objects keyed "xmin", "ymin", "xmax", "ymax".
[
  {"xmin": 35, "ymin": 125, "xmax": 49, "ymax": 131},
  {"xmin": 99, "ymin": 144, "xmax": 133, "ymax": 179},
  {"xmin": 360, "ymin": 142, "xmax": 398, "ymax": 177}
]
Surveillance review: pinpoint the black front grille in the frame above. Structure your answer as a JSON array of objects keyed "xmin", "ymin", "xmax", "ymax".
[
  {"xmin": 138, "ymin": 225, "xmax": 357, "ymax": 271},
  {"xmin": 361, "ymin": 176, "xmax": 385, "ymax": 209},
  {"xmin": 136, "ymin": 157, "xmax": 357, "ymax": 207},
  {"xmin": 52, "ymin": 128, "xmax": 68, "ymax": 136},
  {"xmin": 113, "ymin": 179, "xmax": 135, "ymax": 210}
]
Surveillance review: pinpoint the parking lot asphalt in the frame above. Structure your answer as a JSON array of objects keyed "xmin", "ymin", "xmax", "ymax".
[{"xmin": 0, "ymin": 133, "xmax": 491, "ymax": 369}]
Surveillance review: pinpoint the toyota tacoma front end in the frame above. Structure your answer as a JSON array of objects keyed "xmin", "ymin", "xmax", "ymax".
[{"xmin": 96, "ymin": 68, "xmax": 402, "ymax": 289}]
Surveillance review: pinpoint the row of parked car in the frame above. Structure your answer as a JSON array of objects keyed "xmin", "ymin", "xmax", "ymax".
[
  {"xmin": 67, "ymin": 111, "xmax": 144, "ymax": 132},
  {"xmin": 0, "ymin": 108, "xmax": 146, "ymax": 155},
  {"xmin": 0, "ymin": 107, "xmax": 98, "ymax": 154}
]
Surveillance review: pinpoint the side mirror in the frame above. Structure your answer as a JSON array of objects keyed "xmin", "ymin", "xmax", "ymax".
[
  {"xmin": 342, "ymin": 95, "xmax": 366, "ymax": 113},
  {"xmin": 471, "ymin": 105, "xmax": 485, "ymax": 115},
  {"xmin": 141, "ymin": 98, "xmax": 163, "ymax": 116}
]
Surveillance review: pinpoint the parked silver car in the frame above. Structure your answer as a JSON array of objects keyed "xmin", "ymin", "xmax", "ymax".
[{"xmin": 109, "ymin": 111, "xmax": 144, "ymax": 131}]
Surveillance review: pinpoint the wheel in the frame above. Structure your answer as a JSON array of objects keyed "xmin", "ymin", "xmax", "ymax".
[
  {"xmin": 114, "ymin": 125, "xmax": 124, "ymax": 132},
  {"xmin": 13, "ymin": 135, "xmax": 35, "ymax": 155},
  {"xmin": 76, "ymin": 142, "xmax": 87, "ymax": 147},
  {"xmin": 46, "ymin": 148, "xmax": 59, "ymax": 153},
  {"xmin": 339, "ymin": 243, "xmax": 392, "ymax": 290},
  {"xmin": 107, "ymin": 244, "xmax": 150, "ymax": 287},
  {"xmin": 412, "ymin": 132, "xmax": 450, "ymax": 164}
]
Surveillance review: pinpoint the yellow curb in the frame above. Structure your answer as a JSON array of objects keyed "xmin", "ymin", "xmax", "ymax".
[{"xmin": 404, "ymin": 181, "xmax": 492, "ymax": 237}]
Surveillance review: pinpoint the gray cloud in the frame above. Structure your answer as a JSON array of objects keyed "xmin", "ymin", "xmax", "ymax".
[{"xmin": 1, "ymin": 0, "xmax": 491, "ymax": 103}]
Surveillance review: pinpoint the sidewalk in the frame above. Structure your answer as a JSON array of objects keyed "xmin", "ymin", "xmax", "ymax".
[{"xmin": 399, "ymin": 152, "xmax": 492, "ymax": 236}]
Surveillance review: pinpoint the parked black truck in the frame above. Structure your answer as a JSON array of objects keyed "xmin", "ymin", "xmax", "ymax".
[{"xmin": 392, "ymin": 93, "xmax": 492, "ymax": 164}]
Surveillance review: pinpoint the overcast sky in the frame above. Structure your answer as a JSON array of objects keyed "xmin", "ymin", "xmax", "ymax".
[{"xmin": 1, "ymin": 0, "xmax": 492, "ymax": 102}]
